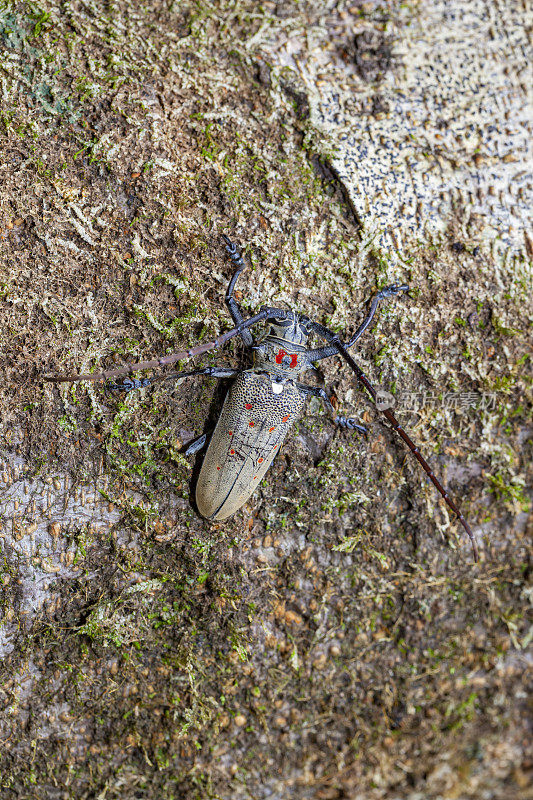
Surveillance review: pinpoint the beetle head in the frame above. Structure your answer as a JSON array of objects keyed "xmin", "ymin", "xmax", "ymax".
[{"xmin": 268, "ymin": 311, "xmax": 309, "ymax": 345}]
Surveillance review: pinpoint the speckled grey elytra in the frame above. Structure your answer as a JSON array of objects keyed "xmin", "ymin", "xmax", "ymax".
[{"xmin": 196, "ymin": 363, "xmax": 306, "ymax": 520}]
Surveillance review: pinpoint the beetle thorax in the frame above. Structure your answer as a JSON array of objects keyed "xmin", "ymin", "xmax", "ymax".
[
  {"xmin": 253, "ymin": 315, "xmax": 310, "ymax": 378},
  {"xmin": 253, "ymin": 337, "xmax": 306, "ymax": 375}
]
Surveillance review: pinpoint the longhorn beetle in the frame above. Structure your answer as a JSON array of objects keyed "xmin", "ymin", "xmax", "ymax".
[{"xmin": 45, "ymin": 236, "xmax": 479, "ymax": 560}]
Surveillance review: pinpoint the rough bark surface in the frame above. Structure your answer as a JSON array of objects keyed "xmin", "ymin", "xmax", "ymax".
[{"xmin": 0, "ymin": 2, "xmax": 531, "ymax": 799}]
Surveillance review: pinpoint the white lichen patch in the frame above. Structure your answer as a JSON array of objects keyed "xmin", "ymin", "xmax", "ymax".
[
  {"xmin": 257, "ymin": 0, "xmax": 532, "ymax": 262},
  {"xmin": 0, "ymin": 452, "xmax": 126, "ymax": 657}
]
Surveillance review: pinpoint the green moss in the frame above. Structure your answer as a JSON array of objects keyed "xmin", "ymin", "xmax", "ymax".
[{"xmin": 488, "ymin": 472, "xmax": 530, "ymax": 512}]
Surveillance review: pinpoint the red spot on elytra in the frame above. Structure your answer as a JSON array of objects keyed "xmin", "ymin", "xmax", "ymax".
[
  {"xmin": 249, "ymin": 421, "xmax": 254, "ymax": 427},
  {"xmin": 258, "ymin": 458, "xmax": 264, "ymax": 464},
  {"xmin": 230, "ymin": 449, "xmax": 235, "ymax": 455},
  {"xmin": 269, "ymin": 426, "xmax": 275, "ymax": 432},
  {"xmin": 245, "ymin": 403, "xmax": 253, "ymax": 409},
  {"xmin": 217, "ymin": 466, "xmax": 221, "ymax": 470},
  {"xmin": 228, "ymin": 430, "xmax": 233, "ymax": 436},
  {"xmin": 282, "ymin": 415, "xmax": 290, "ymax": 422}
]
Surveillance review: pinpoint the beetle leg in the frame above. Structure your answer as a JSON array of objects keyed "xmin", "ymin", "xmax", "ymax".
[
  {"xmin": 344, "ymin": 284, "xmax": 410, "ymax": 348},
  {"xmin": 104, "ymin": 377, "xmax": 152, "ymax": 392},
  {"xmin": 222, "ymin": 235, "xmax": 254, "ymax": 347},
  {"xmin": 305, "ymin": 284, "xmax": 410, "ymax": 362},
  {"xmin": 105, "ymin": 367, "xmax": 238, "ymax": 393},
  {"xmin": 183, "ymin": 432, "xmax": 210, "ymax": 456},
  {"xmin": 334, "ymin": 416, "xmax": 368, "ymax": 435},
  {"xmin": 297, "ymin": 383, "xmax": 367, "ymax": 436},
  {"xmin": 154, "ymin": 366, "xmax": 239, "ymax": 384}
]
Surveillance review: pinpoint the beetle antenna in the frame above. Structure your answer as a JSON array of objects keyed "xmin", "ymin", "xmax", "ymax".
[
  {"xmin": 43, "ymin": 307, "xmax": 296, "ymax": 385},
  {"xmin": 305, "ymin": 318, "xmax": 479, "ymax": 562},
  {"xmin": 43, "ymin": 309, "xmax": 273, "ymax": 385}
]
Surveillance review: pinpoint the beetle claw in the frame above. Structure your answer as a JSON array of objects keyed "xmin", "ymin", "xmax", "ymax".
[
  {"xmin": 382, "ymin": 284, "xmax": 410, "ymax": 298},
  {"xmin": 335, "ymin": 416, "xmax": 368, "ymax": 436},
  {"xmin": 183, "ymin": 433, "xmax": 209, "ymax": 456}
]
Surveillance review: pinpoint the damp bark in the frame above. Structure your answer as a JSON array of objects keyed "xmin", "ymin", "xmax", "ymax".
[{"xmin": 0, "ymin": 2, "xmax": 531, "ymax": 799}]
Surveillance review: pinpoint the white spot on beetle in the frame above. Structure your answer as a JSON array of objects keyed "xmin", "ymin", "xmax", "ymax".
[{"xmin": 272, "ymin": 382, "xmax": 284, "ymax": 394}]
